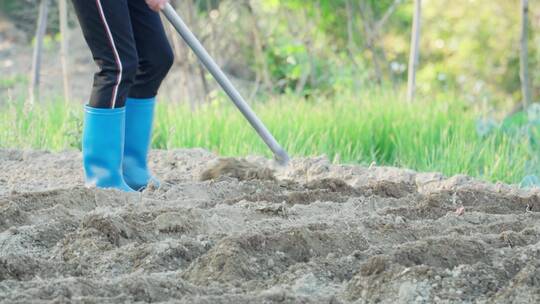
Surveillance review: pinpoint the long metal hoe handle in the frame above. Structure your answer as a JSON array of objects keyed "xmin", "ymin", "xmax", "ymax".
[{"xmin": 161, "ymin": 3, "xmax": 290, "ymax": 165}]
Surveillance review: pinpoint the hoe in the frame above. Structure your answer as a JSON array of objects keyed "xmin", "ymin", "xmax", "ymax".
[{"xmin": 161, "ymin": 3, "xmax": 290, "ymax": 166}]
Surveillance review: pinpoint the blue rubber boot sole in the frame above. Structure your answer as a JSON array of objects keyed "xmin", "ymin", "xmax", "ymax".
[
  {"xmin": 123, "ymin": 97, "xmax": 160, "ymax": 191},
  {"xmin": 82, "ymin": 106, "xmax": 134, "ymax": 192}
]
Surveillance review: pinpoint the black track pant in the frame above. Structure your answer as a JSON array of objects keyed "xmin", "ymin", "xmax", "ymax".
[{"xmin": 72, "ymin": 0, "xmax": 174, "ymax": 108}]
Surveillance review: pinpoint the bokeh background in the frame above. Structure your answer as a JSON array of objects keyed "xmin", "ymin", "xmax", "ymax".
[{"xmin": 1, "ymin": 0, "xmax": 540, "ymax": 184}]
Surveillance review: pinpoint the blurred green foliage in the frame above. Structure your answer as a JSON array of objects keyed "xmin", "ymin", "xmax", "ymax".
[
  {"xmin": 255, "ymin": 0, "xmax": 538, "ymax": 107},
  {"xmin": 1, "ymin": 0, "xmax": 537, "ymax": 108}
]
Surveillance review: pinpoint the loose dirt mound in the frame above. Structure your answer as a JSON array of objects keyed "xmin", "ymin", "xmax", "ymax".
[{"xmin": 0, "ymin": 149, "xmax": 539, "ymax": 303}]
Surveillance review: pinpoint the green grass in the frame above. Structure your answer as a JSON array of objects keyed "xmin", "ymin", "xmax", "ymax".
[{"xmin": 0, "ymin": 90, "xmax": 531, "ymax": 184}]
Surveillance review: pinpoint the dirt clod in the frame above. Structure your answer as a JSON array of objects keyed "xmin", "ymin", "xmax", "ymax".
[{"xmin": 200, "ymin": 158, "xmax": 275, "ymax": 181}]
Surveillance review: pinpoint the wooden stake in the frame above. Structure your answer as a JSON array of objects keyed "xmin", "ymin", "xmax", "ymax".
[
  {"xmin": 407, "ymin": 0, "xmax": 421, "ymax": 103},
  {"xmin": 520, "ymin": 0, "xmax": 531, "ymax": 109},
  {"xmin": 29, "ymin": 0, "xmax": 50, "ymax": 105},
  {"xmin": 59, "ymin": 0, "xmax": 70, "ymax": 103}
]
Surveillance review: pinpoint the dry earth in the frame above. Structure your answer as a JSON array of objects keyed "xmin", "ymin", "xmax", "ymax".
[{"xmin": 0, "ymin": 149, "xmax": 539, "ymax": 303}]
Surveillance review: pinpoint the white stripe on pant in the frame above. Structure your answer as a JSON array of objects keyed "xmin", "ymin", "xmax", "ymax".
[{"xmin": 95, "ymin": 0, "xmax": 123, "ymax": 109}]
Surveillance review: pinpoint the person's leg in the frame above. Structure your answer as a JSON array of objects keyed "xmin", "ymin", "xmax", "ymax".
[
  {"xmin": 122, "ymin": 0, "xmax": 174, "ymax": 190},
  {"xmin": 72, "ymin": 0, "xmax": 139, "ymax": 108},
  {"xmin": 71, "ymin": 0, "xmax": 139, "ymax": 191},
  {"xmin": 127, "ymin": 0, "xmax": 174, "ymax": 99}
]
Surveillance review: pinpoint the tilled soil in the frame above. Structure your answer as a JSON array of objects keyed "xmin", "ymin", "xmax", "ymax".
[{"xmin": 0, "ymin": 149, "xmax": 539, "ymax": 303}]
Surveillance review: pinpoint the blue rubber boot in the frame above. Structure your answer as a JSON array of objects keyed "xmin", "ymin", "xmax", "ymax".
[
  {"xmin": 82, "ymin": 105, "xmax": 134, "ymax": 192},
  {"xmin": 123, "ymin": 97, "xmax": 160, "ymax": 191}
]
